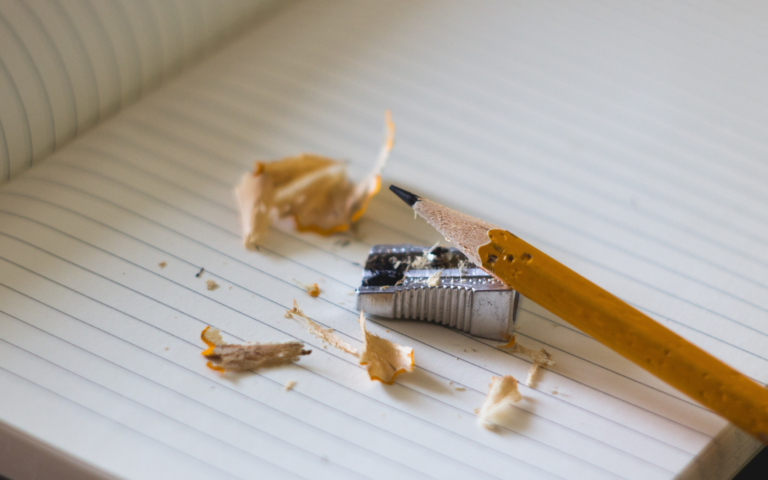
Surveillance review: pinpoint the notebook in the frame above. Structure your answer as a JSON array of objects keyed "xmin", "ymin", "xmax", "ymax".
[{"xmin": 1, "ymin": 1, "xmax": 766, "ymax": 479}]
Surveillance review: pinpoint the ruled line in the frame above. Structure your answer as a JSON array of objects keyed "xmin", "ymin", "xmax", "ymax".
[
  {"xmin": 22, "ymin": 155, "xmax": 760, "ymax": 389},
  {"xmin": 216, "ymin": 59, "xmax": 768, "ymax": 278},
  {"xmin": 0, "ymin": 332, "xmax": 315, "ymax": 480},
  {"xmin": 0, "ymin": 364, "xmax": 247, "ymax": 480},
  {"xmin": 46, "ymin": 0, "xmax": 102, "ymax": 124},
  {"xmin": 116, "ymin": 95, "xmax": 768, "ymax": 353},
  {"xmin": 0, "ymin": 114, "xmax": 9, "ymax": 182},
  {"xmin": 73, "ymin": 0, "xmax": 122, "ymax": 115},
  {"xmin": 0, "ymin": 33, "xmax": 36, "ymax": 170},
  {"xmin": 168, "ymin": 75, "xmax": 768, "ymax": 300},
  {"xmin": 0, "ymin": 197, "xmax": 700, "ymax": 465},
  {"xmin": 32, "ymin": 137, "xmax": 759, "ymax": 405},
  {"xmin": 0, "ymin": 0, "xmax": 275, "ymax": 185},
  {"xmin": 385, "ymin": 0, "xmax": 768, "ymax": 186},
  {"xmin": 43, "ymin": 129, "xmax": 768, "ymax": 380},
  {"xmin": 224, "ymin": 46, "xmax": 768, "ymax": 256},
  {"xmin": 16, "ymin": 0, "xmax": 80, "ymax": 138},
  {"xmin": 235, "ymin": 16, "xmax": 768, "ymax": 237},
  {"xmin": 0, "ymin": 10, "xmax": 58, "ymax": 156},
  {"xmin": 0, "ymin": 184, "xmax": 716, "ymax": 449},
  {"xmin": 4, "ymin": 2, "xmax": 768, "ymax": 477},
  {"xmin": 0, "ymin": 183, "xmax": 716, "ymax": 442},
  {"xmin": 0, "ymin": 307, "xmax": 415, "ymax": 480},
  {"xmin": 281, "ymin": 30, "xmax": 768, "ymax": 223},
  {"xmin": 0, "ymin": 241, "xmax": 571, "ymax": 480}
]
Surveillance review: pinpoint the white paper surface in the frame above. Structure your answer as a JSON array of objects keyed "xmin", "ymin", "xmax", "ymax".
[{"xmin": 1, "ymin": 1, "xmax": 767, "ymax": 479}]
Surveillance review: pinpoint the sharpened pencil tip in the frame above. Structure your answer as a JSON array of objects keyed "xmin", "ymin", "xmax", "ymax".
[{"xmin": 389, "ymin": 185, "xmax": 420, "ymax": 207}]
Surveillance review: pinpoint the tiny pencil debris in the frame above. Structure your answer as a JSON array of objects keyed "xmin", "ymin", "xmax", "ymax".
[
  {"xmin": 235, "ymin": 111, "xmax": 395, "ymax": 249},
  {"xmin": 477, "ymin": 375, "xmax": 522, "ymax": 430},
  {"xmin": 284, "ymin": 380, "xmax": 297, "ymax": 391},
  {"xmin": 196, "ymin": 267, "xmax": 205, "ymax": 278},
  {"xmin": 497, "ymin": 336, "xmax": 555, "ymax": 387},
  {"xmin": 158, "ymin": 261, "xmax": 167, "ymax": 268},
  {"xmin": 206, "ymin": 280, "xmax": 219, "ymax": 291},
  {"xmin": 293, "ymin": 279, "xmax": 321, "ymax": 297},
  {"xmin": 200, "ymin": 326, "xmax": 310, "ymax": 372},
  {"xmin": 426, "ymin": 270, "xmax": 442, "ymax": 287},
  {"xmin": 285, "ymin": 300, "xmax": 359, "ymax": 356},
  {"xmin": 285, "ymin": 300, "xmax": 414, "ymax": 384}
]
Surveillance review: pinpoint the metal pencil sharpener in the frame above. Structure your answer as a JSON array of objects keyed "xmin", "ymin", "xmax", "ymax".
[{"xmin": 355, "ymin": 244, "xmax": 520, "ymax": 341}]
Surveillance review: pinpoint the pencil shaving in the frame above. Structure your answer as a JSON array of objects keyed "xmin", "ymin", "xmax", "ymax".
[
  {"xmin": 200, "ymin": 326, "xmax": 310, "ymax": 372},
  {"xmin": 498, "ymin": 336, "xmax": 555, "ymax": 387},
  {"xmin": 235, "ymin": 111, "xmax": 394, "ymax": 249},
  {"xmin": 287, "ymin": 300, "xmax": 413, "ymax": 384},
  {"xmin": 284, "ymin": 380, "xmax": 296, "ymax": 391},
  {"xmin": 293, "ymin": 279, "xmax": 320, "ymax": 297},
  {"xmin": 285, "ymin": 300, "xmax": 358, "ymax": 356},
  {"xmin": 358, "ymin": 311, "xmax": 414, "ymax": 384},
  {"xmin": 477, "ymin": 375, "xmax": 522, "ymax": 429},
  {"xmin": 409, "ymin": 242, "xmax": 440, "ymax": 271},
  {"xmin": 306, "ymin": 283, "xmax": 320, "ymax": 297},
  {"xmin": 410, "ymin": 254, "xmax": 429, "ymax": 270},
  {"xmin": 206, "ymin": 279, "xmax": 219, "ymax": 291},
  {"xmin": 426, "ymin": 270, "xmax": 442, "ymax": 287}
]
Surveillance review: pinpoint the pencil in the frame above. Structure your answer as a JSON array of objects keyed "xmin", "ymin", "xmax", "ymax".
[{"xmin": 389, "ymin": 185, "xmax": 768, "ymax": 444}]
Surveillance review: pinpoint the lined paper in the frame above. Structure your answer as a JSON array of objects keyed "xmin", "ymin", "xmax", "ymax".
[
  {"xmin": 0, "ymin": 0, "xmax": 277, "ymax": 184},
  {"xmin": 1, "ymin": 0, "xmax": 767, "ymax": 479}
]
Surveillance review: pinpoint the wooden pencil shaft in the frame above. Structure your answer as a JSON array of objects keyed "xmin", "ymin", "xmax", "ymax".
[
  {"xmin": 479, "ymin": 229, "xmax": 768, "ymax": 443},
  {"xmin": 395, "ymin": 188, "xmax": 768, "ymax": 444}
]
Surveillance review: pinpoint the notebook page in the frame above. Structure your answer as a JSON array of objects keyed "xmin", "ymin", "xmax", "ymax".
[
  {"xmin": 1, "ymin": 0, "xmax": 767, "ymax": 478},
  {"xmin": 0, "ymin": 0, "xmax": 279, "ymax": 185}
]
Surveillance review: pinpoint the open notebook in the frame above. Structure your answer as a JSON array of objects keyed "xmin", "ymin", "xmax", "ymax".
[{"xmin": 1, "ymin": 1, "xmax": 766, "ymax": 479}]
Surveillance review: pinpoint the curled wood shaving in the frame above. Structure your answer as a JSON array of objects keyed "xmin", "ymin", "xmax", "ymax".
[
  {"xmin": 284, "ymin": 380, "xmax": 297, "ymax": 391},
  {"xmin": 206, "ymin": 280, "xmax": 219, "ymax": 291},
  {"xmin": 285, "ymin": 300, "xmax": 358, "ymax": 356},
  {"xmin": 286, "ymin": 300, "xmax": 414, "ymax": 384},
  {"xmin": 200, "ymin": 326, "xmax": 310, "ymax": 372},
  {"xmin": 477, "ymin": 375, "xmax": 522, "ymax": 429},
  {"xmin": 358, "ymin": 311, "xmax": 414, "ymax": 384},
  {"xmin": 235, "ymin": 112, "xmax": 394, "ymax": 249},
  {"xmin": 498, "ymin": 336, "xmax": 555, "ymax": 387}
]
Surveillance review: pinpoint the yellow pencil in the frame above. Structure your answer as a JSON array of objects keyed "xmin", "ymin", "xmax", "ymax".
[{"xmin": 389, "ymin": 185, "xmax": 768, "ymax": 444}]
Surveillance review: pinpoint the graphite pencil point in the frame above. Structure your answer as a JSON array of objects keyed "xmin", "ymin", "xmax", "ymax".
[{"xmin": 389, "ymin": 185, "xmax": 420, "ymax": 207}]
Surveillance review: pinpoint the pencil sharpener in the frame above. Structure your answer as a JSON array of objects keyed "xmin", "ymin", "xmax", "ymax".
[{"xmin": 355, "ymin": 244, "xmax": 520, "ymax": 341}]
